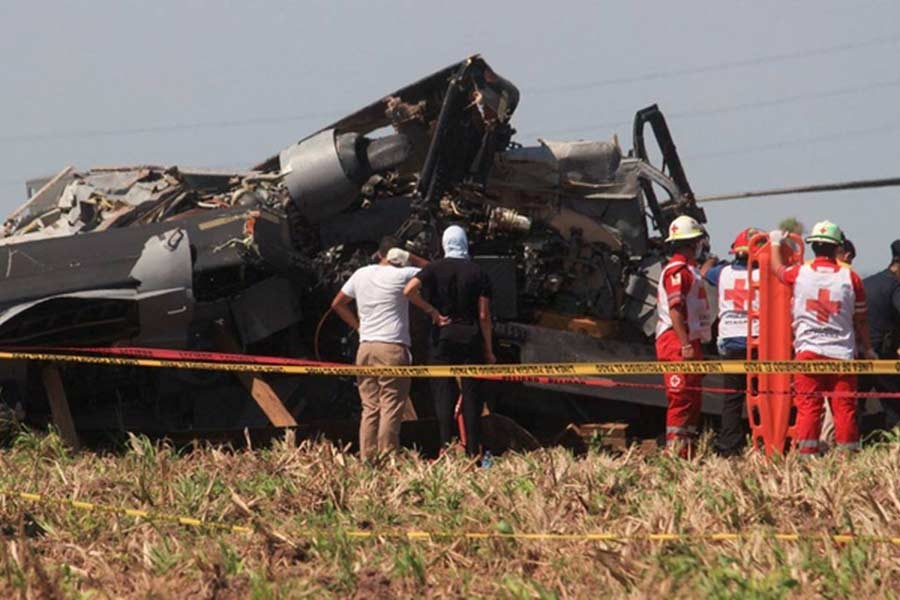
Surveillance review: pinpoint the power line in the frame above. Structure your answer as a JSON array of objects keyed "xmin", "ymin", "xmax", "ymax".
[
  {"xmin": 670, "ymin": 78, "xmax": 900, "ymax": 120},
  {"xmin": 0, "ymin": 109, "xmax": 344, "ymax": 145},
  {"xmin": 522, "ymin": 76, "xmax": 900, "ymax": 139},
  {"xmin": 524, "ymin": 32, "xmax": 900, "ymax": 95},
  {"xmin": 3, "ymin": 32, "xmax": 898, "ymax": 146},
  {"xmin": 685, "ymin": 123, "xmax": 900, "ymax": 162}
]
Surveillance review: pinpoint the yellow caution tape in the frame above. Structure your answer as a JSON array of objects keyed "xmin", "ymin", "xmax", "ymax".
[
  {"xmin": 0, "ymin": 350, "xmax": 898, "ymax": 376},
  {"xmin": 3, "ymin": 489, "xmax": 899, "ymax": 545},
  {"xmin": 1, "ymin": 489, "xmax": 252, "ymax": 534}
]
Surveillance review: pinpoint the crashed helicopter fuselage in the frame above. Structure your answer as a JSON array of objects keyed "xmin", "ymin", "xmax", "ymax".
[{"xmin": 0, "ymin": 56, "xmax": 719, "ymax": 443}]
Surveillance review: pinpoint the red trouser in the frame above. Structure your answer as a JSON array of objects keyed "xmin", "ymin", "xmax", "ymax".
[
  {"xmin": 656, "ymin": 330, "xmax": 703, "ymax": 456},
  {"xmin": 793, "ymin": 351, "xmax": 859, "ymax": 454}
]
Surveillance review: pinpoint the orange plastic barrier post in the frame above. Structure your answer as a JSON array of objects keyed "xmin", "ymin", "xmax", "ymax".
[{"xmin": 746, "ymin": 233, "xmax": 803, "ymax": 455}]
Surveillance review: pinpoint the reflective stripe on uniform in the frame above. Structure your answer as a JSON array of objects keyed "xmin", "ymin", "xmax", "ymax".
[
  {"xmin": 796, "ymin": 439, "xmax": 820, "ymax": 450},
  {"xmin": 836, "ymin": 442, "xmax": 861, "ymax": 451},
  {"xmin": 666, "ymin": 438, "xmax": 692, "ymax": 447},
  {"xmin": 666, "ymin": 426, "xmax": 698, "ymax": 436}
]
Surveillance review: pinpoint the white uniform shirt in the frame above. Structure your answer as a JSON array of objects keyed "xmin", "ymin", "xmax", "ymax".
[
  {"xmin": 655, "ymin": 255, "xmax": 712, "ymax": 342},
  {"xmin": 779, "ymin": 258, "xmax": 867, "ymax": 360},
  {"xmin": 716, "ymin": 264, "xmax": 760, "ymax": 341},
  {"xmin": 341, "ymin": 264, "xmax": 421, "ymax": 346}
]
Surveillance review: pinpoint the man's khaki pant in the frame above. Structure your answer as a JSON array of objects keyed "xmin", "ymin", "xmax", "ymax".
[{"xmin": 356, "ymin": 341, "xmax": 411, "ymax": 459}]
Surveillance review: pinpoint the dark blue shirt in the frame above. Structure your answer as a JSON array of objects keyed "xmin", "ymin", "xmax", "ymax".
[
  {"xmin": 704, "ymin": 262, "xmax": 747, "ymax": 287},
  {"xmin": 863, "ymin": 268, "xmax": 900, "ymax": 356}
]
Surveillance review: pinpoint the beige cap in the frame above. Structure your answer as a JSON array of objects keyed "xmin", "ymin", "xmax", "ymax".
[{"xmin": 386, "ymin": 247, "xmax": 410, "ymax": 266}]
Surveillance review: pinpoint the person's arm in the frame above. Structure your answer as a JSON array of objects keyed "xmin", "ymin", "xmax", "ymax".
[
  {"xmin": 890, "ymin": 285, "xmax": 900, "ymax": 320},
  {"xmin": 703, "ymin": 263, "xmax": 724, "ymax": 287},
  {"xmin": 768, "ymin": 230, "xmax": 801, "ymax": 288},
  {"xmin": 851, "ymin": 271, "xmax": 877, "ymax": 359},
  {"xmin": 855, "ymin": 315, "xmax": 876, "ymax": 359},
  {"xmin": 387, "ymin": 248, "xmax": 429, "ymax": 268},
  {"xmin": 330, "ymin": 291, "xmax": 359, "ymax": 332},
  {"xmin": 407, "ymin": 253, "xmax": 429, "ymax": 268},
  {"xmin": 403, "ymin": 277, "xmax": 449, "ymax": 326},
  {"xmin": 769, "ymin": 230, "xmax": 786, "ymax": 276},
  {"xmin": 890, "ymin": 284, "xmax": 900, "ymax": 312},
  {"xmin": 661, "ymin": 266, "xmax": 695, "ymax": 358},
  {"xmin": 700, "ymin": 256, "xmax": 718, "ymax": 279},
  {"xmin": 669, "ymin": 307, "xmax": 694, "ymax": 359},
  {"xmin": 478, "ymin": 296, "xmax": 496, "ymax": 364}
]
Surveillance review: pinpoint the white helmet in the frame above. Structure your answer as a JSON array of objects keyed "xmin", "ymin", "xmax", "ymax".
[{"xmin": 665, "ymin": 215, "xmax": 706, "ymax": 243}]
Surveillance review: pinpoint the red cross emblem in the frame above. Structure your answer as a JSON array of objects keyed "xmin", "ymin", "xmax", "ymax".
[
  {"xmin": 671, "ymin": 224, "xmax": 679, "ymax": 233},
  {"xmin": 805, "ymin": 288, "xmax": 841, "ymax": 323},
  {"xmin": 724, "ymin": 278, "xmax": 748, "ymax": 311},
  {"xmin": 820, "ymin": 226, "xmax": 827, "ymax": 233}
]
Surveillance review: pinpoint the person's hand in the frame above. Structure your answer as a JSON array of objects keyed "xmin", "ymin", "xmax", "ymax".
[
  {"xmin": 863, "ymin": 348, "xmax": 879, "ymax": 360},
  {"xmin": 681, "ymin": 343, "xmax": 696, "ymax": 359},
  {"xmin": 484, "ymin": 350, "xmax": 497, "ymax": 364},
  {"xmin": 768, "ymin": 230, "xmax": 786, "ymax": 245},
  {"xmin": 431, "ymin": 312, "xmax": 450, "ymax": 327}
]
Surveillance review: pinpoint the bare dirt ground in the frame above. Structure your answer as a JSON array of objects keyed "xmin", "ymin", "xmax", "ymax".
[{"xmin": 0, "ymin": 429, "xmax": 898, "ymax": 598}]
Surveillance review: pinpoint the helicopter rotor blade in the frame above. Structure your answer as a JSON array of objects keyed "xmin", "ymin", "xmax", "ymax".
[{"xmin": 696, "ymin": 176, "xmax": 900, "ymax": 203}]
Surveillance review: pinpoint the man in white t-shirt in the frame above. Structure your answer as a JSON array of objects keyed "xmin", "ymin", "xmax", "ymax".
[{"xmin": 331, "ymin": 236, "xmax": 448, "ymax": 459}]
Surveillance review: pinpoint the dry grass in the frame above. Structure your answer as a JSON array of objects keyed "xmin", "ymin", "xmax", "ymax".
[{"xmin": 0, "ymin": 429, "xmax": 897, "ymax": 599}]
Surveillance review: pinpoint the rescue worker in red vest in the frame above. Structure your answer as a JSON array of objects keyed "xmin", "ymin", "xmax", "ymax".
[
  {"xmin": 769, "ymin": 221, "xmax": 877, "ymax": 454},
  {"xmin": 703, "ymin": 227, "xmax": 760, "ymax": 456},
  {"xmin": 656, "ymin": 215, "xmax": 712, "ymax": 457}
]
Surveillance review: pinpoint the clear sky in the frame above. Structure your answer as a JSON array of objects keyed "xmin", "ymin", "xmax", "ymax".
[{"xmin": 1, "ymin": 0, "xmax": 897, "ymax": 274}]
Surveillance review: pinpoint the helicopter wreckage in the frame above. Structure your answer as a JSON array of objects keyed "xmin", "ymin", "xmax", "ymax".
[{"xmin": 0, "ymin": 56, "xmax": 723, "ymax": 449}]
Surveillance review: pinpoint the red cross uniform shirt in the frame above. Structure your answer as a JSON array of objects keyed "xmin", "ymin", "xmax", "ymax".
[
  {"xmin": 655, "ymin": 252, "xmax": 712, "ymax": 342},
  {"xmin": 777, "ymin": 257, "xmax": 867, "ymax": 359},
  {"xmin": 715, "ymin": 264, "xmax": 760, "ymax": 341}
]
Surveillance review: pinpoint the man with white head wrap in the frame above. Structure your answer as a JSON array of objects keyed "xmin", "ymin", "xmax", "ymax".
[{"xmin": 404, "ymin": 225, "xmax": 496, "ymax": 458}]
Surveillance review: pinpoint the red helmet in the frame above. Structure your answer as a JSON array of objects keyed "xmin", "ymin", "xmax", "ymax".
[{"xmin": 730, "ymin": 227, "xmax": 759, "ymax": 255}]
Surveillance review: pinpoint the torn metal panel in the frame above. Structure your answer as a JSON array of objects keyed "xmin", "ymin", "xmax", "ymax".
[
  {"xmin": 229, "ymin": 277, "xmax": 301, "ymax": 345},
  {"xmin": 4, "ymin": 167, "xmax": 75, "ymax": 234},
  {"xmin": 0, "ymin": 226, "xmax": 194, "ymax": 347},
  {"xmin": 129, "ymin": 229, "xmax": 192, "ymax": 293},
  {"xmin": 131, "ymin": 289, "xmax": 193, "ymax": 347},
  {"xmin": 0, "ymin": 220, "xmax": 194, "ymax": 306},
  {"xmin": 255, "ymin": 56, "xmax": 519, "ymax": 186},
  {"xmin": 0, "ymin": 289, "xmax": 173, "ymax": 346},
  {"xmin": 2, "ymin": 165, "xmax": 290, "ymax": 241}
]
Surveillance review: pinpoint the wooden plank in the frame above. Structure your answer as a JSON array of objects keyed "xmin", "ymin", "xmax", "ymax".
[
  {"xmin": 41, "ymin": 366, "xmax": 81, "ymax": 450},
  {"xmin": 211, "ymin": 323, "xmax": 298, "ymax": 428},
  {"xmin": 245, "ymin": 378, "xmax": 298, "ymax": 428}
]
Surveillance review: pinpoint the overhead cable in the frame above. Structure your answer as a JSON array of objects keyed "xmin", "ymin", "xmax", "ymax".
[
  {"xmin": 523, "ymin": 76, "xmax": 900, "ymax": 139},
  {"xmin": 0, "ymin": 110, "xmax": 344, "ymax": 145},
  {"xmin": 685, "ymin": 123, "xmax": 900, "ymax": 162},
  {"xmin": 524, "ymin": 32, "xmax": 900, "ymax": 95},
  {"xmin": 4, "ymin": 33, "xmax": 900, "ymax": 145}
]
